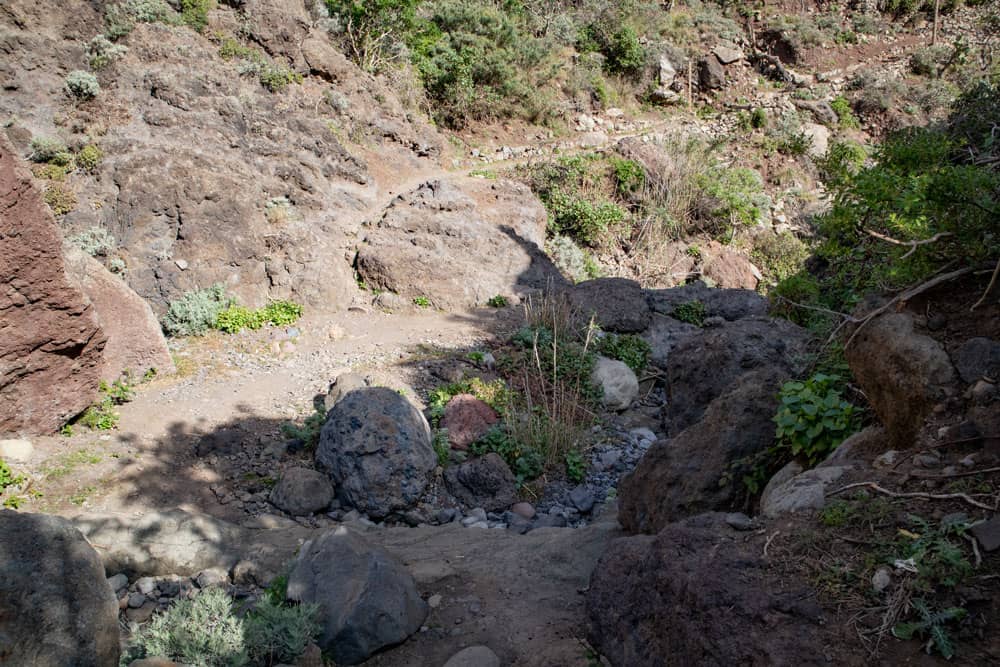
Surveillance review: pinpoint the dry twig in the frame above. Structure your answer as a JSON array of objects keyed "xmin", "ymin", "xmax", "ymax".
[
  {"xmin": 828, "ymin": 481, "xmax": 996, "ymax": 511},
  {"xmin": 864, "ymin": 229, "xmax": 953, "ymax": 260},
  {"xmin": 971, "ymin": 256, "xmax": 1000, "ymax": 311},
  {"xmin": 763, "ymin": 530, "xmax": 781, "ymax": 557}
]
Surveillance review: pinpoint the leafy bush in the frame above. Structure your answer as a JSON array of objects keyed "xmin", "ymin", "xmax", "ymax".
[
  {"xmin": 242, "ymin": 597, "xmax": 321, "ymax": 665},
  {"xmin": 893, "ymin": 600, "xmax": 966, "ymax": 659},
  {"xmin": 751, "ymin": 107, "xmax": 768, "ymax": 129},
  {"xmin": 105, "ymin": 0, "xmax": 176, "ymax": 40},
  {"xmin": 68, "ymin": 226, "xmax": 116, "ymax": 256},
  {"xmin": 672, "ymin": 300, "xmax": 706, "ymax": 327},
  {"xmin": 471, "ymin": 426, "xmax": 544, "ymax": 483},
  {"xmin": 43, "ymin": 184, "xmax": 77, "ymax": 215},
  {"xmin": 29, "ymin": 137, "xmax": 71, "ymax": 164},
  {"xmin": 179, "ymin": 0, "xmax": 214, "ymax": 32},
  {"xmin": 161, "ymin": 284, "xmax": 233, "ymax": 337},
  {"xmin": 258, "ymin": 63, "xmax": 303, "ymax": 93},
  {"xmin": 76, "ymin": 144, "xmax": 103, "ymax": 173},
  {"xmin": 547, "ymin": 191, "xmax": 626, "ymax": 246},
  {"xmin": 79, "ymin": 398, "xmax": 119, "ymax": 430},
  {"xmin": 830, "ymin": 95, "xmax": 860, "ymax": 129},
  {"xmin": 697, "ymin": 166, "xmax": 768, "ymax": 234},
  {"xmin": 215, "ymin": 301, "xmax": 303, "ymax": 334},
  {"xmin": 595, "ymin": 333, "xmax": 650, "ymax": 373},
  {"xmin": 773, "ymin": 373, "xmax": 860, "ymax": 466},
  {"xmin": 610, "ymin": 158, "xmax": 645, "ymax": 195},
  {"xmin": 65, "ymin": 71, "xmax": 100, "ymax": 100},
  {"xmin": 325, "ymin": 0, "xmax": 419, "ymax": 73},
  {"xmin": 750, "ymin": 231, "xmax": 809, "ymax": 285},
  {"xmin": 817, "ymin": 139, "xmax": 867, "ymax": 188},
  {"xmin": 87, "ymin": 35, "xmax": 128, "ymax": 69},
  {"xmin": 578, "ymin": 21, "xmax": 646, "ymax": 77},
  {"xmin": 910, "ymin": 45, "xmax": 952, "ymax": 78},
  {"xmin": 487, "ymin": 295, "xmax": 508, "ymax": 308}
]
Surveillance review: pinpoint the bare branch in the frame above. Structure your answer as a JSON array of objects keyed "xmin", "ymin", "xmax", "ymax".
[
  {"xmin": 863, "ymin": 229, "xmax": 953, "ymax": 260},
  {"xmin": 971, "ymin": 256, "xmax": 1000, "ymax": 311},
  {"xmin": 828, "ymin": 481, "xmax": 996, "ymax": 511}
]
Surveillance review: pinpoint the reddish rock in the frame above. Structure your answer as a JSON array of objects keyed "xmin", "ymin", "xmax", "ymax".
[
  {"xmin": 701, "ymin": 243, "xmax": 759, "ymax": 290},
  {"xmin": 64, "ymin": 248, "xmax": 174, "ymax": 382},
  {"xmin": 440, "ymin": 394, "xmax": 498, "ymax": 450},
  {"xmin": 0, "ymin": 136, "xmax": 106, "ymax": 435}
]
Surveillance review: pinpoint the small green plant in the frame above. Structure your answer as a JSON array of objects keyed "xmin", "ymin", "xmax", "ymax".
[
  {"xmin": 596, "ymin": 333, "xmax": 650, "ymax": 373},
  {"xmin": 773, "ymin": 373, "xmax": 860, "ymax": 466},
  {"xmin": 751, "ymin": 107, "xmax": 768, "ymax": 129},
  {"xmin": 87, "ymin": 35, "xmax": 128, "ymax": 69},
  {"xmin": 892, "ymin": 599, "xmax": 967, "ymax": 659},
  {"xmin": 104, "ymin": 0, "xmax": 176, "ymax": 40},
  {"xmin": 487, "ymin": 295, "xmax": 508, "ymax": 308},
  {"xmin": 565, "ymin": 449, "xmax": 586, "ymax": 483},
  {"xmin": 547, "ymin": 191, "xmax": 626, "ymax": 246},
  {"xmin": 162, "ymin": 284, "xmax": 233, "ymax": 336},
  {"xmin": 413, "ymin": 296, "xmax": 432, "ymax": 308},
  {"xmin": 432, "ymin": 429, "xmax": 451, "ymax": 466},
  {"xmin": 243, "ymin": 596, "xmax": 321, "ymax": 665},
  {"xmin": 472, "ymin": 426, "xmax": 544, "ymax": 484},
  {"xmin": 65, "ymin": 71, "xmax": 100, "ymax": 100},
  {"xmin": 258, "ymin": 63, "xmax": 303, "ymax": 93},
  {"xmin": 76, "ymin": 145, "xmax": 103, "ymax": 173},
  {"xmin": 672, "ymin": 300, "xmax": 706, "ymax": 327},
  {"xmin": 79, "ymin": 398, "xmax": 119, "ymax": 430},
  {"xmin": 60, "ymin": 424, "xmax": 74, "ymax": 437},
  {"xmin": 68, "ymin": 226, "xmax": 116, "ymax": 256},
  {"xmin": 43, "ymin": 184, "xmax": 77, "ymax": 215},
  {"xmin": 280, "ymin": 404, "xmax": 326, "ymax": 450},
  {"xmin": 29, "ymin": 137, "xmax": 71, "ymax": 164},
  {"xmin": 179, "ymin": 0, "xmax": 214, "ymax": 31},
  {"xmin": 830, "ymin": 96, "xmax": 860, "ymax": 129},
  {"xmin": 610, "ymin": 158, "xmax": 646, "ymax": 195},
  {"xmin": 0, "ymin": 459, "xmax": 26, "ymax": 496}
]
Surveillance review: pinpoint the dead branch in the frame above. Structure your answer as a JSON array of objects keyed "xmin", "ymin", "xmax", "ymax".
[
  {"xmin": 966, "ymin": 533, "xmax": 982, "ymax": 568},
  {"xmin": 971, "ymin": 256, "xmax": 1000, "ymax": 311},
  {"xmin": 863, "ymin": 229, "xmax": 953, "ymax": 260},
  {"xmin": 763, "ymin": 530, "xmax": 781, "ymax": 557},
  {"xmin": 828, "ymin": 481, "xmax": 996, "ymax": 511},
  {"xmin": 906, "ymin": 465, "xmax": 1000, "ymax": 480}
]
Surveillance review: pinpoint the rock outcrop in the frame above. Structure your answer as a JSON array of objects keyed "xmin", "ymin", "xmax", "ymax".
[
  {"xmin": 286, "ymin": 526, "xmax": 427, "ymax": 666},
  {"xmin": 63, "ymin": 247, "xmax": 174, "ymax": 381},
  {"xmin": 0, "ymin": 136, "xmax": 106, "ymax": 435},
  {"xmin": 587, "ymin": 513, "xmax": 847, "ymax": 667},
  {"xmin": 566, "ymin": 277, "xmax": 651, "ymax": 333},
  {"xmin": 317, "ymin": 387, "xmax": 436, "ymax": 518},
  {"xmin": 355, "ymin": 178, "xmax": 552, "ymax": 309},
  {"xmin": 444, "ymin": 453, "xmax": 518, "ymax": 513},
  {"xmin": 0, "ymin": 510, "xmax": 120, "ymax": 666}
]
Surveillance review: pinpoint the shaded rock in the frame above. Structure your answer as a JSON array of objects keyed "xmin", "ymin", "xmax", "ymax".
[
  {"xmin": 592, "ymin": 356, "xmax": 639, "ymax": 411},
  {"xmin": 698, "ymin": 54, "xmax": 726, "ymax": 89},
  {"xmin": 270, "ymin": 467, "xmax": 335, "ymax": 516},
  {"xmin": 569, "ymin": 485, "xmax": 596, "ymax": 513},
  {"xmin": 761, "ymin": 466, "xmax": 848, "ymax": 518},
  {"xmin": 970, "ymin": 517, "xmax": 1000, "ymax": 552},
  {"xmin": 317, "ymin": 388, "xmax": 436, "ymax": 519},
  {"xmin": 443, "ymin": 645, "xmax": 501, "ymax": 667},
  {"xmin": 0, "ymin": 135, "xmax": 106, "ymax": 435},
  {"xmin": 355, "ymin": 178, "xmax": 552, "ymax": 310},
  {"xmin": 567, "ymin": 278, "xmax": 651, "ymax": 333},
  {"xmin": 641, "ymin": 315, "xmax": 701, "ymax": 370},
  {"xmin": 511, "ymin": 502, "xmax": 535, "ymax": 519},
  {"xmin": 287, "ymin": 526, "xmax": 427, "ymax": 665},
  {"xmin": 324, "ymin": 373, "xmax": 367, "ymax": 412},
  {"xmin": 587, "ymin": 513, "xmax": 846, "ymax": 666},
  {"xmin": 444, "ymin": 453, "xmax": 518, "ymax": 513},
  {"xmin": 646, "ymin": 281, "xmax": 768, "ymax": 322},
  {"xmin": 664, "ymin": 317, "xmax": 811, "ymax": 434},
  {"xmin": 620, "ymin": 367, "xmax": 789, "ymax": 533},
  {"xmin": 440, "ymin": 394, "xmax": 498, "ymax": 450},
  {"xmin": 845, "ymin": 312, "xmax": 955, "ymax": 449},
  {"xmin": 794, "ymin": 99, "xmax": 838, "ymax": 125},
  {"xmin": 724, "ymin": 512, "xmax": 753, "ymax": 531},
  {"xmin": 759, "ymin": 461, "xmax": 803, "ymax": 508},
  {"xmin": 821, "ymin": 425, "xmax": 885, "ymax": 466},
  {"xmin": 952, "ymin": 337, "xmax": 1000, "ymax": 385},
  {"xmin": 0, "ymin": 510, "xmax": 119, "ymax": 666},
  {"xmin": 63, "ymin": 247, "xmax": 174, "ymax": 382}
]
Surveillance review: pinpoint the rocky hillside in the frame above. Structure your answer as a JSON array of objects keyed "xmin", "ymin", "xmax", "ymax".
[{"xmin": 1, "ymin": 0, "xmax": 999, "ymax": 666}]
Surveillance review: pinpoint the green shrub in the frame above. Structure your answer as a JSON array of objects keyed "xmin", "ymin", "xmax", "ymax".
[
  {"xmin": 817, "ymin": 139, "xmax": 867, "ymax": 187},
  {"xmin": 68, "ymin": 226, "xmax": 116, "ymax": 256},
  {"xmin": 773, "ymin": 373, "xmax": 860, "ymax": 466},
  {"xmin": 161, "ymin": 284, "xmax": 233, "ymax": 337},
  {"xmin": 672, "ymin": 300, "xmax": 706, "ymax": 327},
  {"xmin": 179, "ymin": 0, "xmax": 214, "ymax": 32},
  {"xmin": 471, "ymin": 426, "xmax": 544, "ymax": 483},
  {"xmin": 751, "ymin": 107, "xmax": 768, "ymax": 129},
  {"xmin": 596, "ymin": 333, "xmax": 650, "ymax": 373},
  {"xmin": 281, "ymin": 404, "xmax": 326, "ymax": 450},
  {"xmin": 564, "ymin": 449, "xmax": 585, "ymax": 484},
  {"xmin": 105, "ymin": 0, "xmax": 176, "ymax": 40},
  {"xmin": 0, "ymin": 459, "xmax": 26, "ymax": 494},
  {"xmin": 610, "ymin": 158, "xmax": 645, "ymax": 195},
  {"xmin": 87, "ymin": 35, "xmax": 128, "ymax": 69},
  {"xmin": 79, "ymin": 398, "xmax": 119, "ymax": 430},
  {"xmin": 243, "ymin": 597, "xmax": 321, "ymax": 665},
  {"xmin": 215, "ymin": 300, "xmax": 303, "ymax": 334},
  {"xmin": 697, "ymin": 166, "xmax": 768, "ymax": 233},
  {"xmin": 29, "ymin": 137, "xmax": 71, "ymax": 164},
  {"xmin": 579, "ymin": 22, "xmax": 646, "ymax": 77},
  {"xmin": 910, "ymin": 45, "xmax": 952, "ymax": 78},
  {"xmin": 412, "ymin": 296, "xmax": 431, "ymax": 308},
  {"xmin": 258, "ymin": 63, "xmax": 303, "ymax": 93},
  {"xmin": 76, "ymin": 144, "xmax": 103, "ymax": 173},
  {"xmin": 43, "ymin": 184, "xmax": 77, "ymax": 215},
  {"xmin": 65, "ymin": 71, "xmax": 100, "ymax": 100},
  {"xmin": 750, "ymin": 232, "xmax": 809, "ymax": 285},
  {"xmin": 487, "ymin": 295, "xmax": 508, "ymax": 308},
  {"xmin": 546, "ymin": 191, "xmax": 626, "ymax": 246},
  {"xmin": 325, "ymin": 0, "xmax": 419, "ymax": 73}
]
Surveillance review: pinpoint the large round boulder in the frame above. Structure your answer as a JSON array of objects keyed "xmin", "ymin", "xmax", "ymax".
[
  {"xmin": 316, "ymin": 387, "xmax": 435, "ymax": 518},
  {"xmin": 0, "ymin": 510, "xmax": 120, "ymax": 666},
  {"xmin": 286, "ymin": 526, "xmax": 427, "ymax": 665}
]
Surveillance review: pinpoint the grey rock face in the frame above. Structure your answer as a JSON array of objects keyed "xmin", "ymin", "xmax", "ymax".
[
  {"xmin": 0, "ymin": 510, "xmax": 120, "ymax": 666},
  {"xmin": 567, "ymin": 277, "xmax": 651, "ymax": 333},
  {"xmin": 444, "ymin": 453, "xmax": 518, "ymax": 513},
  {"xmin": 270, "ymin": 467, "xmax": 335, "ymax": 516},
  {"xmin": 317, "ymin": 387, "xmax": 435, "ymax": 518},
  {"xmin": 952, "ymin": 337, "xmax": 1000, "ymax": 385},
  {"xmin": 286, "ymin": 526, "xmax": 427, "ymax": 665}
]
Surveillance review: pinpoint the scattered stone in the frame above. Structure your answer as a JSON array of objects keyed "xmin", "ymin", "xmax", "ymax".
[
  {"xmin": 194, "ymin": 568, "xmax": 229, "ymax": 589},
  {"xmin": 270, "ymin": 467, "xmax": 335, "ymax": 516},
  {"xmin": 0, "ymin": 510, "xmax": 120, "ymax": 666},
  {"xmin": 591, "ymin": 356, "xmax": 639, "ymax": 411},
  {"xmin": 873, "ymin": 450, "xmax": 901, "ymax": 468},
  {"xmin": 913, "ymin": 453, "xmax": 941, "ymax": 469},
  {"xmin": 128, "ymin": 592, "xmax": 147, "ymax": 609},
  {"xmin": 461, "ymin": 508, "xmax": 488, "ymax": 527},
  {"xmin": 569, "ymin": 485, "xmax": 596, "ymax": 514},
  {"xmin": 794, "ymin": 99, "xmax": 838, "ymax": 125},
  {"xmin": 970, "ymin": 518, "xmax": 1000, "ymax": 552},
  {"xmin": 135, "ymin": 577, "xmax": 157, "ymax": 596},
  {"xmin": 443, "ymin": 645, "xmax": 502, "ymax": 667},
  {"xmin": 435, "ymin": 508, "xmax": 460, "ymax": 524},
  {"xmin": 317, "ymin": 388, "xmax": 436, "ymax": 519},
  {"xmin": 0, "ymin": 438, "xmax": 33, "ymax": 463},
  {"xmin": 872, "ymin": 568, "xmax": 892, "ymax": 593},
  {"xmin": 440, "ymin": 394, "xmax": 498, "ymax": 450},
  {"xmin": 287, "ymin": 526, "xmax": 427, "ymax": 665},
  {"xmin": 511, "ymin": 502, "xmax": 536, "ymax": 520},
  {"xmin": 445, "ymin": 454, "xmax": 518, "ymax": 513},
  {"xmin": 724, "ymin": 512, "xmax": 753, "ymax": 531},
  {"xmin": 506, "ymin": 513, "xmax": 532, "ymax": 534},
  {"xmin": 108, "ymin": 573, "xmax": 129, "ymax": 593}
]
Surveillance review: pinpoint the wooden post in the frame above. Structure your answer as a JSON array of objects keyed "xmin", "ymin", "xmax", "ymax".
[
  {"xmin": 687, "ymin": 59, "xmax": 693, "ymax": 109},
  {"xmin": 932, "ymin": 0, "xmax": 940, "ymax": 45}
]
